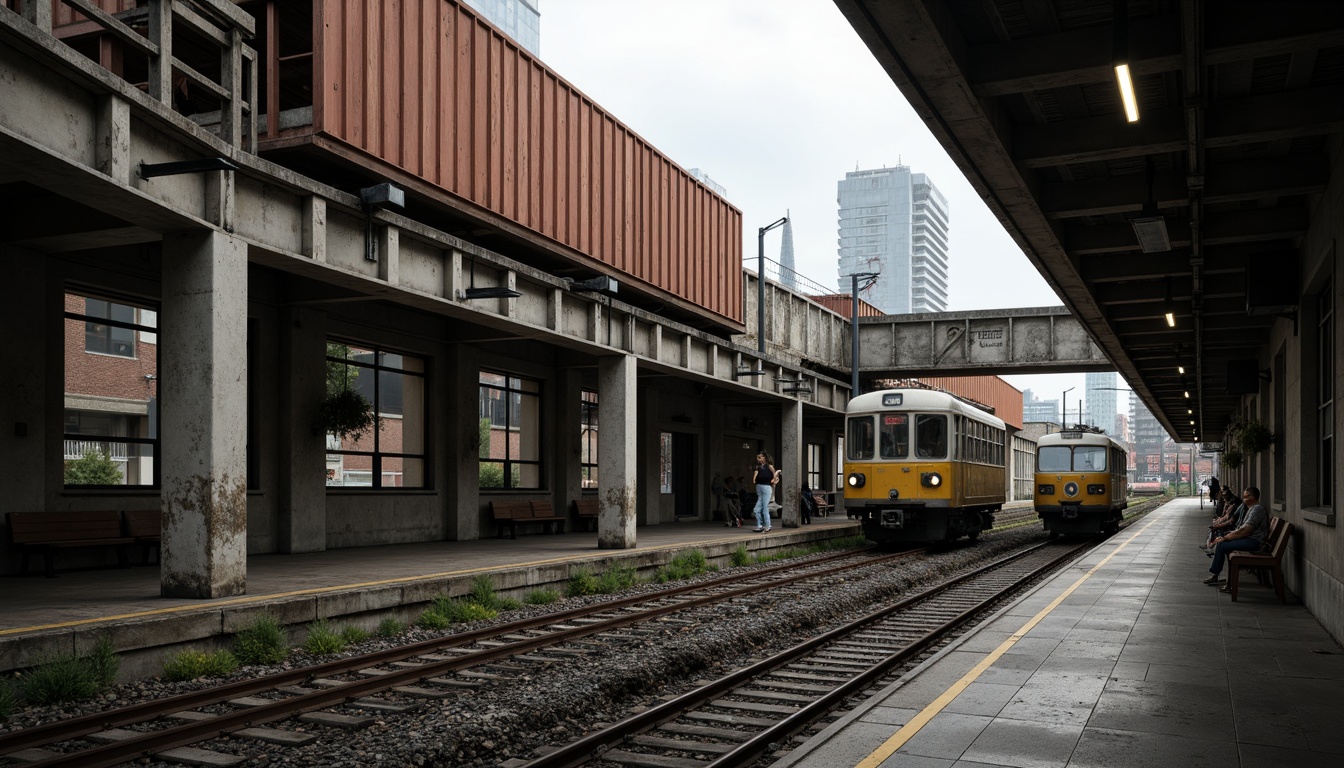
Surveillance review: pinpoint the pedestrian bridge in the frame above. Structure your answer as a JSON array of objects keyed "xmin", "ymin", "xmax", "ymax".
[
  {"xmin": 854, "ymin": 306, "xmax": 1110, "ymax": 377},
  {"xmin": 749, "ymin": 279, "xmax": 1112, "ymax": 381}
]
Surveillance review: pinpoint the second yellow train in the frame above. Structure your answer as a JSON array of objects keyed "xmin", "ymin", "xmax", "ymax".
[{"xmin": 1034, "ymin": 427, "xmax": 1128, "ymax": 536}]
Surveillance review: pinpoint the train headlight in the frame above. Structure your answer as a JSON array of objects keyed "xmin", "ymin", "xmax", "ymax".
[
  {"xmin": 847, "ymin": 472, "xmax": 866, "ymax": 489},
  {"xmin": 921, "ymin": 472, "xmax": 942, "ymax": 488},
  {"xmin": 1088, "ymin": 484, "xmax": 1106, "ymax": 495},
  {"xmin": 1037, "ymin": 484, "xmax": 1055, "ymax": 495}
]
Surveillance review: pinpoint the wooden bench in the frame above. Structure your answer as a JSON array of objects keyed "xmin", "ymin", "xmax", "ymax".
[
  {"xmin": 812, "ymin": 492, "xmax": 834, "ymax": 518},
  {"xmin": 7, "ymin": 511, "xmax": 134, "ymax": 578},
  {"xmin": 490, "ymin": 500, "xmax": 567, "ymax": 539},
  {"xmin": 122, "ymin": 509, "xmax": 161, "ymax": 564},
  {"xmin": 574, "ymin": 498, "xmax": 599, "ymax": 531},
  {"xmin": 1227, "ymin": 516, "xmax": 1293, "ymax": 603}
]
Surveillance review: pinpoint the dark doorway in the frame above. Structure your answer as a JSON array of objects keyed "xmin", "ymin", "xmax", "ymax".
[{"xmin": 673, "ymin": 433, "xmax": 696, "ymax": 518}]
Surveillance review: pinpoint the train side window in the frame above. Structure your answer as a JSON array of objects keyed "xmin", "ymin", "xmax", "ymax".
[
  {"xmin": 916, "ymin": 415, "xmax": 947, "ymax": 459},
  {"xmin": 847, "ymin": 416, "xmax": 875, "ymax": 460},
  {"xmin": 1039, "ymin": 446, "xmax": 1071, "ymax": 472}
]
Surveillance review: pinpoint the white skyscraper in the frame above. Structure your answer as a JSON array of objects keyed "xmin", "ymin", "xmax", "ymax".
[
  {"xmin": 837, "ymin": 165, "xmax": 949, "ymax": 314},
  {"xmin": 460, "ymin": 0, "xmax": 541, "ymax": 56},
  {"xmin": 1085, "ymin": 371, "xmax": 1120, "ymax": 434}
]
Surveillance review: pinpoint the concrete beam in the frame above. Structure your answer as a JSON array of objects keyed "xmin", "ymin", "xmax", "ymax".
[{"xmin": 855, "ymin": 307, "xmax": 1110, "ymax": 377}]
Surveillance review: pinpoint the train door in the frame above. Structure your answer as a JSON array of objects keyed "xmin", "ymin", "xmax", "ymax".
[{"xmin": 672, "ymin": 433, "xmax": 697, "ymax": 518}]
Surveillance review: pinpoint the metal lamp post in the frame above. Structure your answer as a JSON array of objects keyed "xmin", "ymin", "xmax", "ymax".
[
  {"xmin": 757, "ymin": 216, "xmax": 788, "ymax": 354},
  {"xmin": 849, "ymin": 272, "xmax": 879, "ymax": 396}
]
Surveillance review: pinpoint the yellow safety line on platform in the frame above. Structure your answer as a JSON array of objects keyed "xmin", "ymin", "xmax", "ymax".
[
  {"xmin": 854, "ymin": 517, "xmax": 1159, "ymax": 768},
  {"xmin": 0, "ymin": 535, "xmax": 756, "ymax": 636}
]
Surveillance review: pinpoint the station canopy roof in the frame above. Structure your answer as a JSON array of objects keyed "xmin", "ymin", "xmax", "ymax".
[{"xmin": 832, "ymin": 0, "xmax": 1344, "ymax": 443}]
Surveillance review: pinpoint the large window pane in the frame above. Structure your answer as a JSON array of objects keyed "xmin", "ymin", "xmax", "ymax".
[
  {"xmin": 879, "ymin": 414, "xmax": 909, "ymax": 458},
  {"xmin": 1074, "ymin": 446, "xmax": 1106, "ymax": 471},
  {"xmin": 64, "ymin": 293, "xmax": 158, "ymax": 487},
  {"xmin": 1038, "ymin": 446, "xmax": 1071, "ymax": 472},
  {"xmin": 580, "ymin": 390, "xmax": 599, "ymax": 489},
  {"xmin": 478, "ymin": 370, "xmax": 543, "ymax": 490},
  {"xmin": 326, "ymin": 341, "xmax": 426, "ymax": 489}
]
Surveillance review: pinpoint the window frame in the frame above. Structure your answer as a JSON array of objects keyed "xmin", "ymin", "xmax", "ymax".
[
  {"xmin": 325, "ymin": 341, "xmax": 428, "ymax": 490},
  {"xmin": 63, "ymin": 291, "xmax": 160, "ymax": 489},
  {"xmin": 478, "ymin": 370, "xmax": 544, "ymax": 490}
]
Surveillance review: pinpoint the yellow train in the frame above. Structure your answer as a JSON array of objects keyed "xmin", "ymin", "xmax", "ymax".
[
  {"xmin": 844, "ymin": 389, "xmax": 1006, "ymax": 545},
  {"xmin": 1034, "ymin": 428, "xmax": 1128, "ymax": 536}
]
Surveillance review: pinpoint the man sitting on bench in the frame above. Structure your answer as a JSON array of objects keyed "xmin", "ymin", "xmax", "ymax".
[{"xmin": 1204, "ymin": 486, "xmax": 1269, "ymax": 586}]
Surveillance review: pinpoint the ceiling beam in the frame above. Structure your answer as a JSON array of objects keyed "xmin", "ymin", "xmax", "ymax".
[
  {"xmin": 1014, "ymin": 86, "xmax": 1344, "ymax": 168},
  {"xmin": 1040, "ymin": 154, "xmax": 1329, "ymax": 218},
  {"xmin": 1064, "ymin": 207, "xmax": 1308, "ymax": 254},
  {"xmin": 971, "ymin": 4, "xmax": 1344, "ymax": 97}
]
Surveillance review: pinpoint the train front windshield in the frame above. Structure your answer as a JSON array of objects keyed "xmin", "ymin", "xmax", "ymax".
[
  {"xmin": 1038, "ymin": 445, "xmax": 1108, "ymax": 472},
  {"xmin": 847, "ymin": 413, "xmax": 946, "ymax": 461}
]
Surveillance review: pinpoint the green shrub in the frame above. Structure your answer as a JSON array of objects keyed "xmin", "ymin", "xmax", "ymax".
[
  {"xmin": 730, "ymin": 544, "xmax": 750, "ymax": 567},
  {"xmin": 86, "ymin": 637, "xmax": 119, "ymax": 689},
  {"xmin": 163, "ymin": 650, "xmax": 238, "ymax": 682},
  {"xmin": 444, "ymin": 601, "xmax": 498, "ymax": 622},
  {"xmin": 63, "ymin": 447, "xmax": 124, "ymax": 485},
  {"xmin": 524, "ymin": 588, "xmax": 559, "ymax": 605},
  {"xmin": 596, "ymin": 563, "xmax": 641, "ymax": 594},
  {"xmin": 377, "ymin": 619, "xmax": 405, "ymax": 637},
  {"xmin": 655, "ymin": 550, "xmax": 717, "ymax": 583},
  {"xmin": 340, "ymin": 625, "xmax": 370, "ymax": 645},
  {"xmin": 0, "ymin": 676, "xmax": 16, "ymax": 719},
  {"xmin": 468, "ymin": 575, "xmax": 520, "ymax": 610},
  {"xmin": 302, "ymin": 620, "xmax": 347, "ymax": 656},
  {"xmin": 21, "ymin": 654, "xmax": 98, "ymax": 706},
  {"xmin": 566, "ymin": 567, "xmax": 600, "ymax": 597},
  {"xmin": 416, "ymin": 610, "xmax": 450, "ymax": 630},
  {"xmin": 233, "ymin": 616, "xmax": 289, "ymax": 665}
]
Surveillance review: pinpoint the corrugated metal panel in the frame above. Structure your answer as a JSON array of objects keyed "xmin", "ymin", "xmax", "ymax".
[
  {"xmin": 913, "ymin": 376, "xmax": 1025, "ymax": 430},
  {"xmin": 313, "ymin": 0, "xmax": 743, "ymax": 327},
  {"xmin": 810, "ymin": 294, "xmax": 884, "ymax": 318}
]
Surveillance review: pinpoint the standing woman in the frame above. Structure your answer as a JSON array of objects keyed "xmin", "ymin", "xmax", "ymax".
[{"xmin": 751, "ymin": 452, "xmax": 780, "ymax": 533}]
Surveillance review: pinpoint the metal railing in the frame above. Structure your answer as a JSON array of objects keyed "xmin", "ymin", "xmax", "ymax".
[
  {"xmin": 63, "ymin": 439, "xmax": 129, "ymax": 461},
  {"xmin": 13, "ymin": 0, "xmax": 257, "ymax": 150}
]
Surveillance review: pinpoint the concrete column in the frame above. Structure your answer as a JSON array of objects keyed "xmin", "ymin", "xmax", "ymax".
[
  {"xmin": 278, "ymin": 307, "xmax": 326, "ymax": 553},
  {"xmin": 160, "ymin": 230, "xmax": 248, "ymax": 598},
  {"xmin": 446, "ymin": 345, "xmax": 482, "ymax": 540},
  {"xmin": 598, "ymin": 354, "xmax": 637, "ymax": 548},
  {"xmin": 556, "ymin": 368, "xmax": 584, "ymax": 521},
  {"xmin": 779, "ymin": 399, "xmax": 803, "ymax": 527},
  {"xmin": 0, "ymin": 248, "xmax": 46, "ymax": 517}
]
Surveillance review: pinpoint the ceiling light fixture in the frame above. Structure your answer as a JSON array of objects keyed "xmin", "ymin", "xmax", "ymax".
[
  {"xmin": 1131, "ymin": 159, "xmax": 1171, "ymax": 253},
  {"xmin": 458, "ymin": 257, "xmax": 522, "ymax": 300},
  {"xmin": 1112, "ymin": 0, "xmax": 1139, "ymax": 123},
  {"xmin": 1178, "ymin": 365, "xmax": 1185, "ymax": 374},
  {"xmin": 1164, "ymin": 279, "xmax": 1176, "ymax": 327}
]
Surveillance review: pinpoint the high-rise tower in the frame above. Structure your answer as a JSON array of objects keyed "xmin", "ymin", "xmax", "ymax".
[
  {"xmin": 460, "ymin": 0, "xmax": 541, "ymax": 55},
  {"xmin": 836, "ymin": 165, "xmax": 949, "ymax": 314},
  {"xmin": 1085, "ymin": 371, "xmax": 1120, "ymax": 434}
]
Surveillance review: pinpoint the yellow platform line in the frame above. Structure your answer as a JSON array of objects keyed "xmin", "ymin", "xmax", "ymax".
[
  {"xmin": 0, "ymin": 534, "xmax": 757, "ymax": 637},
  {"xmin": 854, "ymin": 517, "xmax": 1159, "ymax": 768}
]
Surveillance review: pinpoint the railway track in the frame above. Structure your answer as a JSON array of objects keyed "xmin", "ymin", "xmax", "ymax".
[
  {"xmin": 0, "ymin": 545, "xmax": 921, "ymax": 768},
  {"xmin": 517, "ymin": 539, "xmax": 1094, "ymax": 768}
]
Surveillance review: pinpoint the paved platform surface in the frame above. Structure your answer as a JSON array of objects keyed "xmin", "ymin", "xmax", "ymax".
[
  {"xmin": 779, "ymin": 497, "xmax": 1344, "ymax": 768},
  {"xmin": 0, "ymin": 515, "xmax": 860, "ymax": 637}
]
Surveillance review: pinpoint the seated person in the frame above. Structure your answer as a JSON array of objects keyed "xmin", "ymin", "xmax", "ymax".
[
  {"xmin": 722, "ymin": 476, "xmax": 742, "ymax": 526},
  {"xmin": 1202, "ymin": 487, "xmax": 1242, "ymax": 551},
  {"xmin": 1205, "ymin": 486, "xmax": 1270, "ymax": 585}
]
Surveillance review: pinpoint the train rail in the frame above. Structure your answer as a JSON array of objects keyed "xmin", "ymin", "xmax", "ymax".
[
  {"xmin": 517, "ymin": 539, "xmax": 1094, "ymax": 768},
  {"xmin": 0, "ymin": 545, "xmax": 922, "ymax": 768}
]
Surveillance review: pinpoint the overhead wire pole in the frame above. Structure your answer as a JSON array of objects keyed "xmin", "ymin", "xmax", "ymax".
[
  {"xmin": 758, "ymin": 217, "xmax": 789, "ymax": 355},
  {"xmin": 850, "ymin": 272, "xmax": 879, "ymax": 396}
]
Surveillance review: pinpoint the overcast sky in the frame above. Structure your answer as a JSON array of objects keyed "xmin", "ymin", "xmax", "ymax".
[{"xmin": 541, "ymin": 0, "xmax": 1127, "ymax": 419}]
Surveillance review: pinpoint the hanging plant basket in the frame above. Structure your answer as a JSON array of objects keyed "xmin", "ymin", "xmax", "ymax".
[
  {"xmin": 1222, "ymin": 447, "xmax": 1243, "ymax": 470},
  {"xmin": 320, "ymin": 389, "xmax": 375, "ymax": 442},
  {"xmin": 1237, "ymin": 420, "xmax": 1274, "ymax": 455}
]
